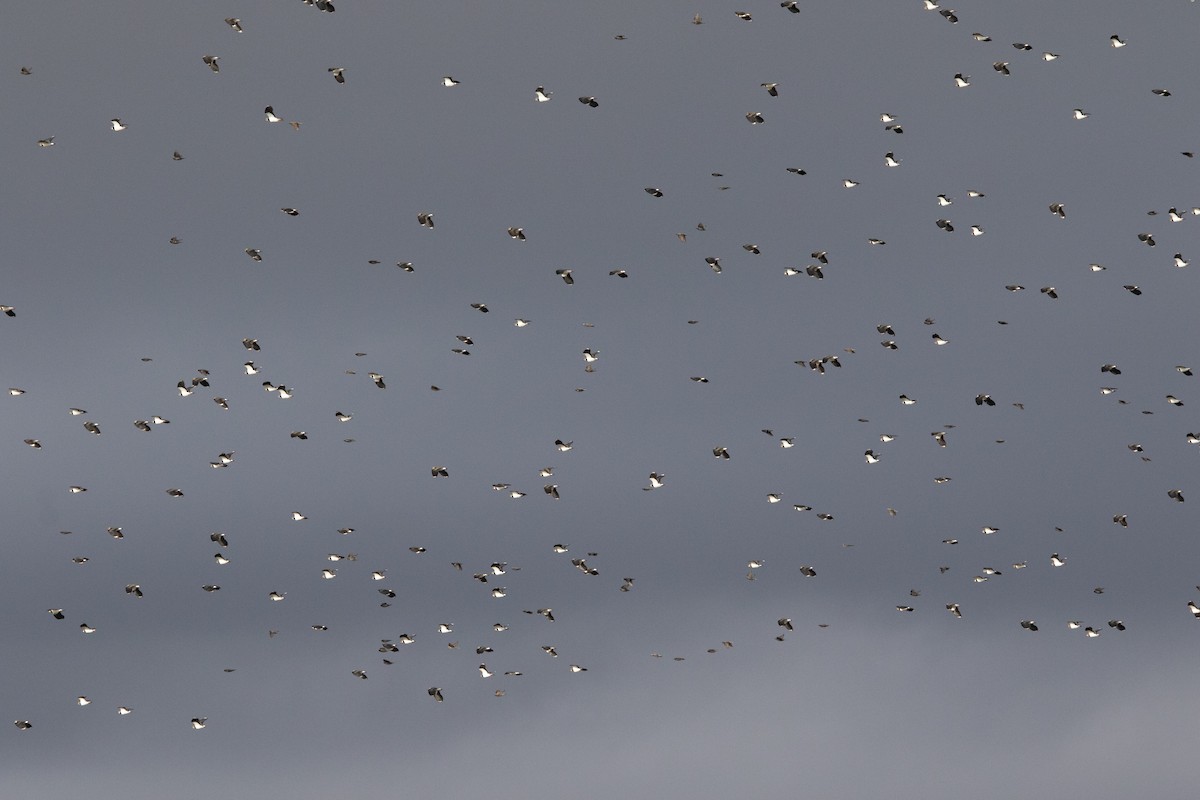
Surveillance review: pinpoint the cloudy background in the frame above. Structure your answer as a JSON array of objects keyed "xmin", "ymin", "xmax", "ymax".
[{"xmin": 3, "ymin": 1, "xmax": 1199, "ymax": 797}]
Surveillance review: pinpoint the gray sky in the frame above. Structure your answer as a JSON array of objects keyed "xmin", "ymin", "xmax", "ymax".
[{"xmin": 4, "ymin": 2, "xmax": 1200, "ymax": 798}]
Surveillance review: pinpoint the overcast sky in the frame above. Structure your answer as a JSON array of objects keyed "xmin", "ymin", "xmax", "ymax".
[{"xmin": 3, "ymin": 1, "xmax": 1200, "ymax": 798}]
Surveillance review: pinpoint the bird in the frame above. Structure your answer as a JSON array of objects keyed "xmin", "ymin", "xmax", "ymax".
[
  {"xmin": 1152, "ymin": 88, "xmax": 1172, "ymax": 97},
  {"xmin": 993, "ymin": 61, "xmax": 1010, "ymax": 76},
  {"xmin": 110, "ymin": 118, "xmax": 126, "ymax": 131},
  {"xmin": 746, "ymin": 112, "xmax": 764, "ymax": 124},
  {"xmin": 1049, "ymin": 203, "xmax": 1066, "ymax": 218},
  {"xmin": 579, "ymin": 96, "xmax": 599, "ymax": 107},
  {"xmin": 644, "ymin": 473, "xmax": 666, "ymax": 490},
  {"xmin": 1020, "ymin": 620, "xmax": 1039, "ymax": 631},
  {"xmin": 556, "ymin": 269, "xmax": 574, "ymax": 285},
  {"xmin": 953, "ymin": 73, "xmax": 970, "ymax": 87},
  {"xmin": 1050, "ymin": 553, "xmax": 1065, "ymax": 567},
  {"xmin": 428, "ymin": 687, "xmax": 443, "ymax": 702},
  {"xmin": 1169, "ymin": 489, "xmax": 1185, "ymax": 502},
  {"xmin": 781, "ymin": 1, "xmax": 800, "ymax": 11},
  {"xmin": 534, "ymin": 87, "xmax": 552, "ymax": 102},
  {"xmin": 191, "ymin": 718, "xmax": 207, "ymax": 730},
  {"xmin": 1110, "ymin": 34, "xmax": 1126, "ymax": 47},
  {"xmin": 225, "ymin": 17, "xmax": 243, "ymax": 32},
  {"xmin": 264, "ymin": 106, "xmax": 282, "ymax": 123},
  {"xmin": 441, "ymin": 76, "xmax": 460, "ymax": 87},
  {"xmin": 417, "ymin": 212, "xmax": 434, "ymax": 229},
  {"xmin": 37, "ymin": 137, "xmax": 54, "ymax": 147},
  {"xmin": 1073, "ymin": 108, "xmax": 1090, "ymax": 120},
  {"xmin": 245, "ymin": 248, "xmax": 262, "ymax": 262},
  {"xmin": 369, "ymin": 373, "xmax": 386, "ymax": 388},
  {"xmin": 202, "ymin": 55, "xmax": 219, "ymax": 73}
]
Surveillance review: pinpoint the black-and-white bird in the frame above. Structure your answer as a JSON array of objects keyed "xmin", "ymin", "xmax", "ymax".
[{"xmin": 202, "ymin": 55, "xmax": 219, "ymax": 73}]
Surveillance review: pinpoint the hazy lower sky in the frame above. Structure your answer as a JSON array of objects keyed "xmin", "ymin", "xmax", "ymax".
[{"xmin": 3, "ymin": 2, "xmax": 1199, "ymax": 798}]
